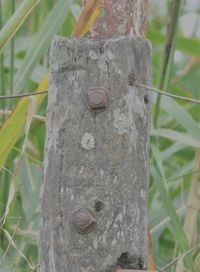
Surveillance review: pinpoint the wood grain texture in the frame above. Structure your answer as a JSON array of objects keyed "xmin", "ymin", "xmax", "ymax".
[
  {"xmin": 38, "ymin": 35, "xmax": 152, "ymax": 272},
  {"xmin": 83, "ymin": 0, "xmax": 149, "ymax": 37}
]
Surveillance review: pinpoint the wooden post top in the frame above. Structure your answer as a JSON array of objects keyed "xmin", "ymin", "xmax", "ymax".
[{"xmin": 38, "ymin": 35, "xmax": 152, "ymax": 272}]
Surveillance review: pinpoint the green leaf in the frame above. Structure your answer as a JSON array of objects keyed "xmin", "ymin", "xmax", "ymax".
[
  {"xmin": 147, "ymin": 28, "xmax": 200, "ymax": 56},
  {"xmin": 0, "ymin": 98, "xmax": 31, "ymax": 167},
  {"xmin": 0, "ymin": 0, "xmax": 40, "ymax": 53},
  {"xmin": 151, "ymin": 144, "xmax": 194, "ymax": 271},
  {"xmin": 13, "ymin": 0, "xmax": 73, "ymax": 92},
  {"xmin": 176, "ymin": 64, "xmax": 200, "ymax": 99},
  {"xmin": 194, "ymin": 252, "xmax": 200, "ymax": 272},
  {"xmin": 154, "ymin": 94, "xmax": 200, "ymax": 141},
  {"xmin": 0, "ymin": 75, "xmax": 47, "ymax": 169},
  {"xmin": 151, "ymin": 128, "xmax": 200, "ymax": 148},
  {"xmin": 70, "ymin": 3, "xmax": 81, "ymax": 19},
  {"xmin": 161, "ymin": 143, "xmax": 184, "ymax": 160},
  {"xmin": 19, "ymin": 157, "xmax": 41, "ymax": 221}
]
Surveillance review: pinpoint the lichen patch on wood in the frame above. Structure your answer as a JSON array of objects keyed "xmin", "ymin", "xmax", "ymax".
[
  {"xmin": 113, "ymin": 109, "xmax": 129, "ymax": 134},
  {"xmin": 81, "ymin": 132, "xmax": 96, "ymax": 150}
]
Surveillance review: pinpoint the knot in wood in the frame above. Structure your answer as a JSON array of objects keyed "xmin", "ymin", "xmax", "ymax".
[
  {"xmin": 87, "ymin": 88, "xmax": 109, "ymax": 110},
  {"xmin": 72, "ymin": 208, "xmax": 97, "ymax": 234}
]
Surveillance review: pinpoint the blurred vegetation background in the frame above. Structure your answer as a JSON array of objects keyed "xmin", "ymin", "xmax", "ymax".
[{"xmin": 0, "ymin": 0, "xmax": 199, "ymax": 271}]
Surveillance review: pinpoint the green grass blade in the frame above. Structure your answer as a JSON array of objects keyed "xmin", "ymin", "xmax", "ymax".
[
  {"xmin": 151, "ymin": 144, "xmax": 194, "ymax": 271},
  {"xmin": 0, "ymin": 75, "xmax": 48, "ymax": 169},
  {"xmin": 0, "ymin": 1, "xmax": 5, "ymax": 113},
  {"xmin": 147, "ymin": 28, "xmax": 200, "ymax": 56},
  {"xmin": 151, "ymin": 128, "xmax": 200, "ymax": 148},
  {"xmin": 0, "ymin": 0, "xmax": 40, "ymax": 53},
  {"xmin": 9, "ymin": 0, "xmax": 15, "ymax": 110},
  {"xmin": 154, "ymin": 94, "xmax": 200, "ymax": 141},
  {"xmin": 0, "ymin": 98, "xmax": 34, "ymax": 168},
  {"xmin": 14, "ymin": 0, "xmax": 73, "ymax": 92}
]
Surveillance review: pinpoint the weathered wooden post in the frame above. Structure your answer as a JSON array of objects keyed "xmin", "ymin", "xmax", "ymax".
[{"xmin": 38, "ymin": 1, "xmax": 152, "ymax": 271}]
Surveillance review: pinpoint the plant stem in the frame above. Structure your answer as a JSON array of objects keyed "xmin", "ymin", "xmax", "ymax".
[
  {"xmin": 154, "ymin": 0, "xmax": 182, "ymax": 127},
  {"xmin": 10, "ymin": 0, "xmax": 15, "ymax": 103},
  {"xmin": 0, "ymin": 0, "xmax": 5, "ymax": 114}
]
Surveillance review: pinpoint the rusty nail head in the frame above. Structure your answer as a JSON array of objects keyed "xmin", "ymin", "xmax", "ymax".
[
  {"xmin": 87, "ymin": 88, "xmax": 109, "ymax": 110},
  {"xmin": 72, "ymin": 208, "xmax": 97, "ymax": 234}
]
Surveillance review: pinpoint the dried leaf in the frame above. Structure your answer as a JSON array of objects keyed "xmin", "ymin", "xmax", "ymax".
[
  {"xmin": 72, "ymin": 0, "xmax": 101, "ymax": 37},
  {"xmin": 148, "ymin": 230, "xmax": 156, "ymax": 270}
]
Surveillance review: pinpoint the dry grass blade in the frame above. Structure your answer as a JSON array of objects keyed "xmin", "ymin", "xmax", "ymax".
[
  {"xmin": 194, "ymin": 252, "xmax": 200, "ymax": 271},
  {"xmin": 72, "ymin": 0, "xmax": 101, "ymax": 37},
  {"xmin": 161, "ymin": 245, "xmax": 200, "ymax": 271},
  {"xmin": 176, "ymin": 149, "xmax": 200, "ymax": 272},
  {"xmin": 1, "ymin": 227, "xmax": 36, "ymax": 270},
  {"xmin": 0, "ymin": 110, "xmax": 46, "ymax": 122},
  {"xmin": 0, "ymin": 220, "xmax": 20, "ymax": 266},
  {"xmin": 148, "ymin": 230, "xmax": 156, "ymax": 270}
]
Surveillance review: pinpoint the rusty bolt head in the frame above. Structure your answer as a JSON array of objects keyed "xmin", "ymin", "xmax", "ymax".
[
  {"xmin": 87, "ymin": 88, "xmax": 109, "ymax": 110},
  {"xmin": 72, "ymin": 208, "xmax": 97, "ymax": 234}
]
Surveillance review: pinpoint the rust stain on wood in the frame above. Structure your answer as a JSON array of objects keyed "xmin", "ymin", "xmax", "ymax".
[{"xmin": 83, "ymin": 0, "xmax": 149, "ymax": 37}]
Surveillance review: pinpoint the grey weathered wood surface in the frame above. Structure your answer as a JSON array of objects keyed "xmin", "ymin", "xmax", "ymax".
[{"xmin": 38, "ymin": 36, "xmax": 152, "ymax": 272}]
